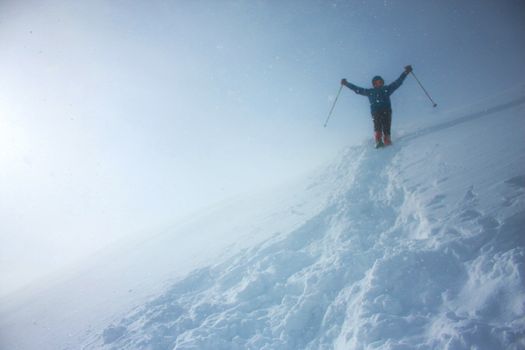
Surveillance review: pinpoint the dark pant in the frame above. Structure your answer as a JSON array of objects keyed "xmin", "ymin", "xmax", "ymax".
[{"xmin": 372, "ymin": 109, "xmax": 392, "ymax": 136}]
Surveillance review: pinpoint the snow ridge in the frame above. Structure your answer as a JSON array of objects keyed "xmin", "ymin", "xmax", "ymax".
[{"xmin": 81, "ymin": 97, "xmax": 525, "ymax": 350}]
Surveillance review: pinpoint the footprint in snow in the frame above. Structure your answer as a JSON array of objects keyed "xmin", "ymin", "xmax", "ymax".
[
  {"xmin": 504, "ymin": 174, "xmax": 525, "ymax": 189},
  {"xmin": 459, "ymin": 209, "xmax": 482, "ymax": 222},
  {"xmin": 426, "ymin": 194, "xmax": 446, "ymax": 208},
  {"xmin": 502, "ymin": 174, "xmax": 525, "ymax": 207}
]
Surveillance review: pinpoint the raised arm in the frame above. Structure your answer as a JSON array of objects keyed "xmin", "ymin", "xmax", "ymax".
[
  {"xmin": 341, "ymin": 78, "xmax": 369, "ymax": 96},
  {"xmin": 387, "ymin": 65, "xmax": 412, "ymax": 94}
]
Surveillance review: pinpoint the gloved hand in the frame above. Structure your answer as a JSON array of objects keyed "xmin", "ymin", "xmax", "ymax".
[
  {"xmin": 404, "ymin": 65, "xmax": 413, "ymax": 74},
  {"xmin": 341, "ymin": 78, "xmax": 348, "ymax": 85}
]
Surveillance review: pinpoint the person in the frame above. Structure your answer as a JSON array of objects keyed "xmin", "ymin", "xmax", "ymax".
[{"xmin": 341, "ymin": 65, "xmax": 412, "ymax": 148}]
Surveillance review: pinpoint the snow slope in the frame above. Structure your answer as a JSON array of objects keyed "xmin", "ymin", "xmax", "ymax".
[{"xmin": 1, "ymin": 92, "xmax": 525, "ymax": 350}]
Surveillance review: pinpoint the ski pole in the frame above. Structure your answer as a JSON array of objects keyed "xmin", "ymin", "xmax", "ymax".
[
  {"xmin": 410, "ymin": 71, "xmax": 437, "ymax": 107},
  {"xmin": 324, "ymin": 84, "xmax": 343, "ymax": 128}
]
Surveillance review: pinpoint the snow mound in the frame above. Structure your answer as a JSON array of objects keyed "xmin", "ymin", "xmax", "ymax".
[{"xmin": 79, "ymin": 96, "xmax": 525, "ymax": 349}]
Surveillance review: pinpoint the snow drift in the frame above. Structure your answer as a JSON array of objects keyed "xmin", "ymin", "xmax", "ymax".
[{"xmin": 1, "ymin": 92, "xmax": 525, "ymax": 350}]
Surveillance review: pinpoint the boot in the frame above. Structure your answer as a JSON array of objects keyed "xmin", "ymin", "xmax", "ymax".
[
  {"xmin": 375, "ymin": 131, "xmax": 384, "ymax": 148},
  {"xmin": 384, "ymin": 134, "xmax": 392, "ymax": 146}
]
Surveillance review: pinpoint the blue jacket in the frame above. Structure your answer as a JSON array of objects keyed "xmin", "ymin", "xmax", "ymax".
[{"xmin": 343, "ymin": 71, "xmax": 408, "ymax": 113}]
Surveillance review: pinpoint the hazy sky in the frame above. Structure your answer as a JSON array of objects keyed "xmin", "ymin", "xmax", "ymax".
[{"xmin": 1, "ymin": 0, "xmax": 524, "ymax": 296}]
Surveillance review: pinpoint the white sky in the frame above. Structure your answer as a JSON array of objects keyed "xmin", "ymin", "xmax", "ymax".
[{"xmin": 1, "ymin": 0, "xmax": 524, "ymax": 296}]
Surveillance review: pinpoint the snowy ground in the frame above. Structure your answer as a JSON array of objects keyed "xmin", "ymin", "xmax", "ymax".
[{"xmin": 1, "ymin": 93, "xmax": 525, "ymax": 349}]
